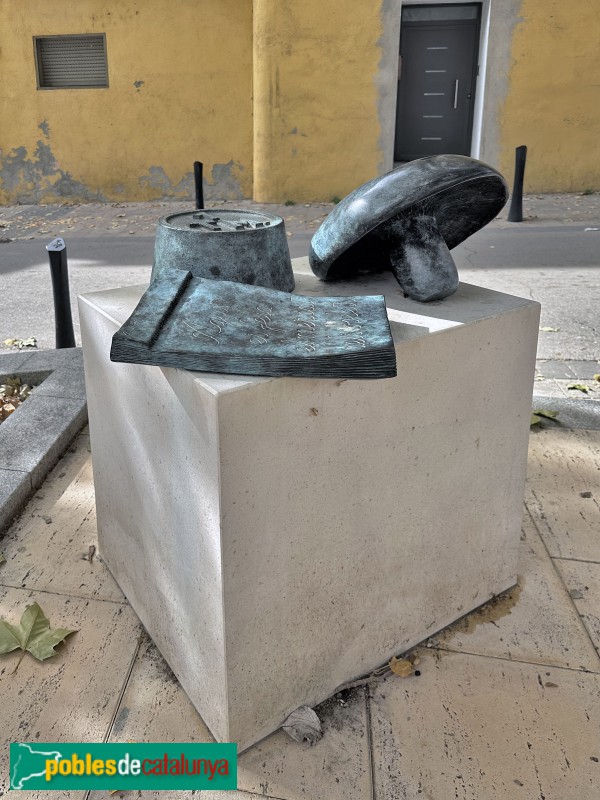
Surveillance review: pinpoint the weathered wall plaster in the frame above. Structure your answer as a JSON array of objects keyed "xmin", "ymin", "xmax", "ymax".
[
  {"xmin": 1, "ymin": 0, "xmax": 598, "ymax": 202},
  {"xmin": 0, "ymin": 0, "xmax": 253, "ymax": 203},
  {"xmin": 498, "ymin": 0, "xmax": 600, "ymax": 192},
  {"xmin": 252, "ymin": 0, "xmax": 389, "ymax": 202}
]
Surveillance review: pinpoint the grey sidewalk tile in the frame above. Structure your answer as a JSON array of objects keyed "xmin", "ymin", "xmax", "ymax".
[
  {"xmin": 564, "ymin": 360, "xmax": 600, "ymax": 380},
  {"xmin": 536, "ymin": 360, "xmax": 577, "ymax": 379},
  {"xmin": 102, "ymin": 635, "xmax": 372, "ymax": 800},
  {"xmin": 532, "ymin": 379, "xmax": 569, "ymax": 399},
  {"xmin": 0, "ymin": 467, "xmax": 31, "ymax": 533},
  {"xmin": 526, "ymin": 429, "xmax": 600, "ymax": 560},
  {"xmin": 0, "ymin": 585, "xmax": 143, "ymax": 797},
  {"xmin": 369, "ymin": 648, "xmax": 600, "ymax": 800},
  {"xmin": 554, "ymin": 559, "xmax": 600, "ymax": 656},
  {"xmin": 0, "ymin": 451, "xmax": 124, "ymax": 603},
  {"xmin": 433, "ymin": 514, "xmax": 600, "ymax": 671},
  {"xmin": 0, "ymin": 393, "xmax": 87, "ymax": 489}
]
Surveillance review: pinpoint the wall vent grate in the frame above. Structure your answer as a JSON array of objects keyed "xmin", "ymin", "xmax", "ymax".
[{"xmin": 34, "ymin": 34, "xmax": 108, "ymax": 89}]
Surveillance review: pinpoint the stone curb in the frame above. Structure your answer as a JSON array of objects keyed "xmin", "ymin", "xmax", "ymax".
[
  {"xmin": 530, "ymin": 395, "xmax": 600, "ymax": 431},
  {"xmin": 0, "ymin": 347, "xmax": 88, "ymax": 533}
]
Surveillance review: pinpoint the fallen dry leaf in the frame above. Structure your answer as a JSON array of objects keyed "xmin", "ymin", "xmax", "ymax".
[
  {"xmin": 0, "ymin": 602, "xmax": 77, "ymax": 673},
  {"xmin": 568, "ymin": 383, "xmax": 590, "ymax": 394},
  {"xmin": 389, "ymin": 656, "xmax": 414, "ymax": 678},
  {"xmin": 282, "ymin": 706, "xmax": 322, "ymax": 745}
]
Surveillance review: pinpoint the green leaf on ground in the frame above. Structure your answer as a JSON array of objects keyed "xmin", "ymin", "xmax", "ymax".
[
  {"xmin": 534, "ymin": 409, "xmax": 559, "ymax": 420},
  {"xmin": 531, "ymin": 409, "xmax": 560, "ymax": 427},
  {"xmin": 0, "ymin": 602, "xmax": 77, "ymax": 671},
  {"xmin": 539, "ymin": 326, "xmax": 560, "ymax": 333},
  {"xmin": 593, "ymin": 374, "xmax": 600, "ymax": 382},
  {"xmin": 568, "ymin": 383, "xmax": 590, "ymax": 393}
]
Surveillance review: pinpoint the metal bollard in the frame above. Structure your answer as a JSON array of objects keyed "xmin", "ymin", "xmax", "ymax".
[
  {"xmin": 46, "ymin": 237, "xmax": 76, "ymax": 348},
  {"xmin": 194, "ymin": 161, "xmax": 204, "ymax": 210},
  {"xmin": 507, "ymin": 145, "xmax": 527, "ymax": 223}
]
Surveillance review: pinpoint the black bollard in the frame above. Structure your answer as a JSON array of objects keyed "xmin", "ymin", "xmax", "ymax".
[
  {"xmin": 507, "ymin": 145, "xmax": 527, "ymax": 223},
  {"xmin": 46, "ymin": 237, "xmax": 76, "ymax": 348},
  {"xmin": 194, "ymin": 161, "xmax": 204, "ymax": 210}
]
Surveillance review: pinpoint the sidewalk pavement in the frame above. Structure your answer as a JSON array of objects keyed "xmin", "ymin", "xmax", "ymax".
[
  {"xmin": 0, "ymin": 421, "xmax": 599, "ymax": 799},
  {"xmin": 1, "ymin": 192, "xmax": 600, "ymax": 241}
]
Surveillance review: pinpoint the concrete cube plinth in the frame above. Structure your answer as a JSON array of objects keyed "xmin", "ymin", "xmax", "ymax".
[{"xmin": 79, "ymin": 259, "xmax": 539, "ymax": 750}]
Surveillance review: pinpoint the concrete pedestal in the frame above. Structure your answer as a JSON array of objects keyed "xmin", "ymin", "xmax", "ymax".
[{"xmin": 79, "ymin": 259, "xmax": 539, "ymax": 750}]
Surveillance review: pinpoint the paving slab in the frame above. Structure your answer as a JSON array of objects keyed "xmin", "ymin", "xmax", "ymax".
[
  {"xmin": 561, "ymin": 360, "xmax": 600, "ymax": 380},
  {"xmin": 238, "ymin": 688, "xmax": 371, "ymax": 800},
  {"xmin": 0, "ymin": 585, "xmax": 143, "ymax": 797},
  {"xmin": 532, "ymin": 379, "xmax": 570, "ymax": 399},
  {"xmin": 101, "ymin": 634, "xmax": 373, "ymax": 800},
  {"xmin": 369, "ymin": 648, "xmax": 600, "ymax": 800},
  {"xmin": 526, "ymin": 429, "xmax": 600, "ymax": 560},
  {"xmin": 0, "ymin": 445, "xmax": 123, "ymax": 602},
  {"xmin": 554, "ymin": 559, "xmax": 600, "ymax": 656},
  {"xmin": 432, "ymin": 513, "xmax": 600, "ymax": 671},
  {"xmin": 536, "ymin": 360, "xmax": 600, "ymax": 381},
  {"xmin": 536, "ymin": 360, "xmax": 581, "ymax": 380}
]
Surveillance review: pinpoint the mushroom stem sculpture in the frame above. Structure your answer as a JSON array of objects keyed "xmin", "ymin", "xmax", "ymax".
[{"xmin": 309, "ymin": 155, "xmax": 508, "ymax": 303}]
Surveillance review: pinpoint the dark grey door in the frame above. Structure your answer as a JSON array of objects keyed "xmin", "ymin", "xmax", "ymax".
[{"xmin": 394, "ymin": 4, "xmax": 481, "ymax": 161}]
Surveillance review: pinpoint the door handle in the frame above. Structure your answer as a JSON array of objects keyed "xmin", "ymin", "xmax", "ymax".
[{"xmin": 453, "ymin": 79, "xmax": 459, "ymax": 109}]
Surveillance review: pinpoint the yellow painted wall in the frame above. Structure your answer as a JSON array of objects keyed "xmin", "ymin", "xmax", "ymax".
[
  {"xmin": 499, "ymin": 0, "xmax": 600, "ymax": 192},
  {"xmin": 0, "ymin": 0, "xmax": 253, "ymax": 203},
  {"xmin": 2, "ymin": 0, "xmax": 600, "ymax": 202},
  {"xmin": 253, "ymin": 0, "xmax": 388, "ymax": 203}
]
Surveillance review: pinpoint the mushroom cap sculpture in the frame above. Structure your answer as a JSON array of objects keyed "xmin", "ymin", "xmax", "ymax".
[{"xmin": 309, "ymin": 155, "xmax": 508, "ymax": 302}]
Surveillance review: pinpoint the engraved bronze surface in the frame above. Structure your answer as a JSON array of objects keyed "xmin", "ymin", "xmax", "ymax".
[
  {"xmin": 152, "ymin": 208, "xmax": 295, "ymax": 293},
  {"xmin": 111, "ymin": 270, "xmax": 396, "ymax": 379}
]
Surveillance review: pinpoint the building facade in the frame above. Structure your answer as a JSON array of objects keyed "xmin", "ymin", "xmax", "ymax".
[{"xmin": 1, "ymin": 0, "xmax": 598, "ymax": 204}]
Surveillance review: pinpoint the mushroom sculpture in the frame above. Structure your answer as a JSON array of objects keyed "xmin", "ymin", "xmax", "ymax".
[{"xmin": 309, "ymin": 155, "xmax": 508, "ymax": 302}]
